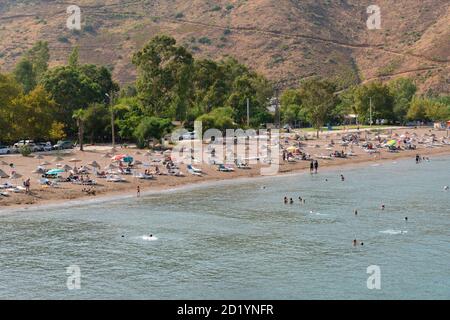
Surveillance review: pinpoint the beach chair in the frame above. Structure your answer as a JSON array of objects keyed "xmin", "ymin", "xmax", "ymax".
[
  {"xmin": 218, "ymin": 164, "xmax": 233, "ymax": 172},
  {"xmin": 135, "ymin": 172, "xmax": 154, "ymax": 180},
  {"xmin": 106, "ymin": 175, "xmax": 126, "ymax": 182},
  {"xmin": 236, "ymin": 161, "xmax": 251, "ymax": 169},
  {"xmin": 187, "ymin": 166, "xmax": 202, "ymax": 176},
  {"xmin": 187, "ymin": 164, "xmax": 202, "ymax": 173}
]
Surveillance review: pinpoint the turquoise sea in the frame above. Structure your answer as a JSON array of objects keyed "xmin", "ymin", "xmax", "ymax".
[{"xmin": 0, "ymin": 156, "xmax": 449, "ymax": 299}]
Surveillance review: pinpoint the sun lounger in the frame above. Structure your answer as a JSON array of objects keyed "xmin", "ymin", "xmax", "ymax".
[
  {"xmin": 106, "ymin": 175, "xmax": 126, "ymax": 182},
  {"xmin": 236, "ymin": 162, "xmax": 251, "ymax": 169},
  {"xmin": 187, "ymin": 167, "xmax": 202, "ymax": 176},
  {"xmin": 135, "ymin": 173, "xmax": 154, "ymax": 180},
  {"xmin": 187, "ymin": 164, "xmax": 202, "ymax": 173},
  {"xmin": 0, "ymin": 182, "xmax": 14, "ymax": 189},
  {"xmin": 218, "ymin": 164, "xmax": 234, "ymax": 172}
]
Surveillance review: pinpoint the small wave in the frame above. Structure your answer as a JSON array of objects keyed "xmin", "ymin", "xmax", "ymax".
[
  {"xmin": 380, "ymin": 230, "xmax": 408, "ymax": 235},
  {"xmin": 141, "ymin": 235, "xmax": 158, "ymax": 241}
]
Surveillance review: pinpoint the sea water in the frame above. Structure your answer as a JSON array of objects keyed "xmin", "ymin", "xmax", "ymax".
[{"xmin": 0, "ymin": 156, "xmax": 449, "ymax": 299}]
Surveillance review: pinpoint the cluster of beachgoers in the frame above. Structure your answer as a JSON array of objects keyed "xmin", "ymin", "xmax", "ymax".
[{"xmin": 0, "ymin": 127, "xmax": 449, "ymax": 209}]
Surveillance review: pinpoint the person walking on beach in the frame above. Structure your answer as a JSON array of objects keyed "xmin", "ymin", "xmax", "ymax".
[
  {"xmin": 310, "ymin": 160, "xmax": 314, "ymax": 173},
  {"xmin": 314, "ymin": 160, "xmax": 319, "ymax": 174},
  {"xmin": 416, "ymin": 154, "xmax": 420, "ymax": 164},
  {"xmin": 24, "ymin": 178, "xmax": 30, "ymax": 194},
  {"xmin": 137, "ymin": 185, "xmax": 141, "ymax": 197}
]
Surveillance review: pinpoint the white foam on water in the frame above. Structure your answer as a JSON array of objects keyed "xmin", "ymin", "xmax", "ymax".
[
  {"xmin": 141, "ymin": 235, "xmax": 158, "ymax": 241},
  {"xmin": 380, "ymin": 229, "xmax": 408, "ymax": 235}
]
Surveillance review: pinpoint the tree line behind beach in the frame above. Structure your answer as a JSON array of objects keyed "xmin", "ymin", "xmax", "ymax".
[{"xmin": 0, "ymin": 35, "xmax": 449, "ymax": 147}]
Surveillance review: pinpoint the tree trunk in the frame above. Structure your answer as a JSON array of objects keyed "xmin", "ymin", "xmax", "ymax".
[{"xmin": 78, "ymin": 120, "xmax": 84, "ymax": 151}]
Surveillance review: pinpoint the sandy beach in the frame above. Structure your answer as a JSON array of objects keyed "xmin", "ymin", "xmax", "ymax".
[{"xmin": 1, "ymin": 126, "xmax": 449, "ymax": 211}]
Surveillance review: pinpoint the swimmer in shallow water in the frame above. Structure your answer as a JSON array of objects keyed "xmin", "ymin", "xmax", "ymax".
[
  {"xmin": 405, "ymin": 217, "xmax": 408, "ymax": 222},
  {"xmin": 290, "ymin": 198, "xmax": 294, "ymax": 204},
  {"xmin": 340, "ymin": 174, "xmax": 345, "ymax": 181},
  {"xmin": 444, "ymin": 186, "xmax": 449, "ymax": 191},
  {"xmin": 284, "ymin": 197, "xmax": 288, "ymax": 204},
  {"xmin": 381, "ymin": 204, "xmax": 385, "ymax": 211},
  {"xmin": 354, "ymin": 209, "xmax": 358, "ymax": 216}
]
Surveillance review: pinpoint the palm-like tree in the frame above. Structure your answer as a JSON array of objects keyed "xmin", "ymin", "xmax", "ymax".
[{"xmin": 72, "ymin": 109, "xmax": 87, "ymax": 151}]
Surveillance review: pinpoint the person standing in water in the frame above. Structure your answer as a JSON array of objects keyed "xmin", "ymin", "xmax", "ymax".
[
  {"xmin": 137, "ymin": 185, "xmax": 141, "ymax": 197},
  {"xmin": 314, "ymin": 160, "xmax": 319, "ymax": 174},
  {"xmin": 340, "ymin": 174, "xmax": 345, "ymax": 181},
  {"xmin": 310, "ymin": 160, "xmax": 314, "ymax": 173}
]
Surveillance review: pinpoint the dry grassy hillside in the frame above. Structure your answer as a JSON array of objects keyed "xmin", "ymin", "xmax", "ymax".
[{"xmin": 0, "ymin": 0, "xmax": 449, "ymax": 93}]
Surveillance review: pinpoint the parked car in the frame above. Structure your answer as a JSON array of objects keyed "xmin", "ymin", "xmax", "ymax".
[
  {"xmin": 36, "ymin": 142, "xmax": 53, "ymax": 152},
  {"xmin": 0, "ymin": 145, "xmax": 12, "ymax": 154},
  {"xmin": 53, "ymin": 140, "xmax": 74, "ymax": 150},
  {"xmin": 13, "ymin": 140, "xmax": 40, "ymax": 152}
]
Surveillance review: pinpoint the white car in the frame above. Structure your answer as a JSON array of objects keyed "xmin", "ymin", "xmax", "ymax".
[{"xmin": 0, "ymin": 145, "xmax": 12, "ymax": 154}]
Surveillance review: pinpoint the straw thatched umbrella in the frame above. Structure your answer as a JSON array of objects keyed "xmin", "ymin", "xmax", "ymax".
[
  {"xmin": 9, "ymin": 172, "xmax": 23, "ymax": 185},
  {"xmin": 40, "ymin": 161, "xmax": 51, "ymax": 166},
  {"xmin": 68, "ymin": 158, "xmax": 81, "ymax": 169},
  {"xmin": 89, "ymin": 161, "xmax": 100, "ymax": 168},
  {"xmin": 1, "ymin": 160, "xmax": 9, "ymax": 166},
  {"xmin": 102, "ymin": 153, "xmax": 112, "ymax": 158},
  {"xmin": 53, "ymin": 156, "xmax": 64, "ymax": 162},
  {"xmin": 0, "ymin": 169, "xmax": 8, "ymax": 179},
  {"xmin": 105, "ymin": 163, "xmax": 117, "ymax": 171},
  {"xmin": 34, "ymin": 155, "xmax": 44, "ymax": 160},
  {"xmin": 134, "ymin": 160, "xmax": 143, "ymax": 165},
  {"xmin": 135, "ymin": 151, "xmax": 142, "ymax": 155},
  {"xmin": 63, "ymin": 165, "xmax": 73, "ymax": 172}
]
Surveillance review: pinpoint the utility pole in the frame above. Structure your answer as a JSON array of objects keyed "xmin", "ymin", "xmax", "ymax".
[
  {"xmin": 246, "ymin": 98, "xmax": 250, "ymax": 127},
  {"xmin": 369, "ymin": 97, "xmax": 373, "ymax": 127}
]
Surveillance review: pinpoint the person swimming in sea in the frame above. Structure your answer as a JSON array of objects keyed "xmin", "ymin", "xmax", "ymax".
[
  {"xmin": 405, "ymin": 217, "xmax": 408, "ymax": 222},
  {"xmin": 284, "ymin": 197, "xmax": 288, "ymax": 204},
  {"xmin": 444, "ymin": 186, "xmax": 449, "ymax": 191},
  {"xmin": 354, "ymin": 209, "xmax": 358, "ymax": 216},
  {"xmin": 381, "ymin": 204, "xmax": 385, "ymax": 210},
  {"xmin": 290, "ymin": 198, "xmax": 294, "ymax": 204},
  {"xmin": 298, "ymin": 196, "xmax": 303, "ymax": 203},
  {"xmin": 340, "ymin": 174, "xmax": 345, "ymax": 181}
]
